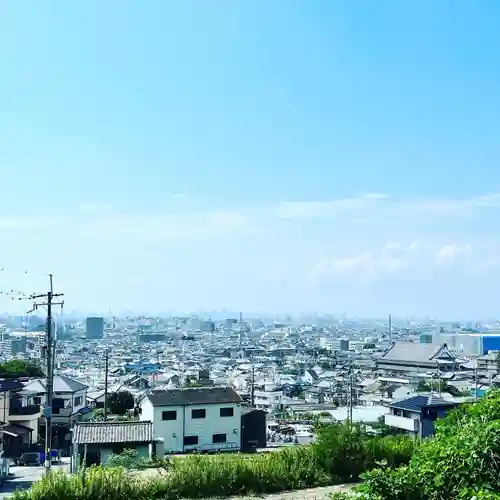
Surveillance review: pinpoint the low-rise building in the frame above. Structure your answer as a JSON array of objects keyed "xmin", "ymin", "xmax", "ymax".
[
  {"xmin": 376, "ymin": 342, "xmax": 464, "ymax": 373},
  {"xmin": 140, "ymin": 386, "xmax": 242, "ymax": 453},
  {"xmin": 384, "ymin": 394, "xmax": 459, "ymax": 438},
  {"xmin": 71, "ymin": 420, "xmax": 158, "ymax": 471}
]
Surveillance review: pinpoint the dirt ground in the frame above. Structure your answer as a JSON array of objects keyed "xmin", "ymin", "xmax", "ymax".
[{"xmin": 227, "ymin": 484, "xmax": 357, "ymax": 500}]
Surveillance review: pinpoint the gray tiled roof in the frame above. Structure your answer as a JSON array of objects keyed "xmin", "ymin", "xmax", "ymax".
[
  {"xmin": 24, "ymin": 375, "xmax": 88, "ymax": 394},
  {"xmin": 73, "ymin": 421, "xmax": 153, "ymax": 444},
  {"xmin": 146, "ymin": 387, "xmax": 241, "ymax": 407},
  {"xmin": 380, "ymin": 343, "xmax": 452, "ymax": 363}
]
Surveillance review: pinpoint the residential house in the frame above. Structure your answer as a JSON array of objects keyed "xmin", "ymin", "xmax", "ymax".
[
  {"xmin": 376, "ymin": 342, "xmax": 465, "ymax": 373},
  {"xmin": 0, "ymin": 380, "xmax": 42, "ymax": 458},
  {"xmin": 384, "ymin": 394, "xmax": 459, "ymax": 437},
  {"xmin": 254, "ymin": 389, "xmax": 283, "ymax": 410},
  {"xmin": 140, "ymin": 386, "xmax": 242, "ymax": 453},
  {"xmin": 24, "ymin": 375, "xmax": 91, "ymax": 453},
  {"xmin": 71, "ymin": 421, "xmax": 159, "ymax": 471},
  {"xmin": 303, "ymin": 369, "xmax": 319, "ymax": 385},
  {"xmin": 124, "ymin": 375, "xmax": 152, "ymax": 391}
]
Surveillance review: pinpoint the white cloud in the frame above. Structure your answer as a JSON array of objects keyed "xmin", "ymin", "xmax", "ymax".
[
  {"xmin": 308, "ymin": 241, "xmax": 483, "ymax": 286},
  {"xmin": 272, "ymin": 193, "xmax": 389, "ymax": 220},
  {"xmin": 2, "ymin": 191, "xmax": 500, "ymax": 242},
  {"xmin": 435, "ymin": 244, "xmax": 471, "ymax": 266},
  {"xmin": 270, "ymin": 192, "xmax": 500, "ymax": 222},
  {"xmin": 79, "ymin": 210, "xmax": 251, "ymax": 240},
  {"xmin": 78, "ymin": 203, "xmax": 114, "ymax": 214}
]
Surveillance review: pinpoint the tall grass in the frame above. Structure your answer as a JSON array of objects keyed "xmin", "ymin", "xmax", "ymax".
[{"xmin": 11, "ymin": 423, "xmax": 418, "ymax": 500}]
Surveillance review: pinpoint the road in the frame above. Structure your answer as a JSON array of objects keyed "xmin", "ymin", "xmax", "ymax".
[{"xmin": 0, "ymin": 461, "xmax": 70, "ymax": 499}]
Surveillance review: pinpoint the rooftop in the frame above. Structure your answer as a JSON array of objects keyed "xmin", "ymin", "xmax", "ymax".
[
  {"xmin": 146, "ymin": 386, "xmax": 241, "ymax": 407},
  {"xmin": 72, "ymin": 421, "xmax": 154, "ymax": 444},
  {"xmin": 389, "ymin": 394, "xmax": 459, "ymax": 412}
]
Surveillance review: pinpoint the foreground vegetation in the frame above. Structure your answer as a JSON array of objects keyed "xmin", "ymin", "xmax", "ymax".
[
  {"xmin": 331, "ymin": 390, "xmax": 500, "ymax": 499},
  {"xmin": 12, "ymin": 423, "xmax": 416, "ymax": 500},
  {"xmin": 15, "ymin": 391, "xmax": 500, "ymax": 499}
]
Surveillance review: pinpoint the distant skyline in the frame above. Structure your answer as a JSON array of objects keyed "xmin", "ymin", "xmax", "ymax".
[{"xmin": 1, "ymin": 2, "xmax": 500, "ymax": 317}]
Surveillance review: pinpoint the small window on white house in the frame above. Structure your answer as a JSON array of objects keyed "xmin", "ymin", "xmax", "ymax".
[
  {"xmin": 184, "ymin": 436, "xmax": 198, "ymax": 446},
  {"xmin": 74, "ymin": 396, "xmax": 82, "ymax": 406},
  {"xmin": 192, "ymin": 409, "xmax": 206, "ymax": 419},
  {"xmin": 220, "ymin": 407, "xmax": 234, "ymax": 417},
  {"xmin": 212, "ymin": 433, "xmax": 226, "ymax": 443},
  {"xmin": 162, "ymin": 410, "xmax": 177, "ymax": 420}
]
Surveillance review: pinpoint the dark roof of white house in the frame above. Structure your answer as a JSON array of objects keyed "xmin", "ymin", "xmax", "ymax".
[
  {"xmin": 146, "ymin": 387, "xmax": 241, "ymax": 407},
  {"xmin": 73, "ymin": 421, "xmax": 153, "ymax": 445},
  {"xmin": 389, "ymin": 394, "xmax": 458, "ymax": 412}
]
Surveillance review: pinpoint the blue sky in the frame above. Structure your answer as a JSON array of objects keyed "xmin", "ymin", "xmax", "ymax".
[{"xmin": 1, "ymin": 1, "xmax": 500, "ymax": 317}]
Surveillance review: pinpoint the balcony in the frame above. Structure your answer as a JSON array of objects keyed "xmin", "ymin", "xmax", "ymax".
[
  {"xmin": 384, "ymin": 413, "xmax": 419, "ymax": 432},
  {"xmin": 9, "ymin": 404, "xmax": 41, "ymax": 417}
]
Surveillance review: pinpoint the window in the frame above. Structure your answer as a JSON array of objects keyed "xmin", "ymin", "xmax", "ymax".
[
  {"xmin": 162, "ymin": 410, "xmax": 177, "ymax": 421},
  {"xmin": 183, "ymin": 436, "xmax": 198, "ymax": 446},
  {"xmin": 74, "ymin": 396, "xmax": 82, "ymax": 406},
  {"xmin": 220, "ymin": 407, "xmax": 234, "ymax": 417},
  {"xmin": 34, "ymin": 397, "xmax": 42, "ymax": 405},
  {"xmin": 191, "ymin": 409, "xmax": 206, "ymax": 419},
  {"xmin": 212, "ymin": 433, "xmax": 226, "ymax": 444}
]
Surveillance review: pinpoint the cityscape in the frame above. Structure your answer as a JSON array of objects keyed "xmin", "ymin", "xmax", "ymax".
[{"xmin": 2, "ymin": 1, "xmax": 500, "ymax": 499}]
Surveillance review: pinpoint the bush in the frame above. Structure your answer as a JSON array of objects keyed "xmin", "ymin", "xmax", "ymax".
[
  {"xmin": 12, "ymin": 423, "xmax": 417, "ymax": 500},
  {"xmin": 338, "ymin": 389, "xmax": 500, "ymax": 500},
  {"xmin": 107, "ymin": 449, "xmax": 149, "ymax": 470},
  {"xmin": 313, "ymin": 422, "xmax": 417, "ymax": 482}
]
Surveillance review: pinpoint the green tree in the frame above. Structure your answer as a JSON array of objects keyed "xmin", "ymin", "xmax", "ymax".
[
  {"xmin": 90, "ymin": 408, "xmax": 104, "ymax": 421},
  {"xmin": 107, "ymin": 391, "xmax": 135, "ymax": 415},
  {"xmin": 0, "ymin": 359, "xmax": 44, "ymax": 378},
  {"xmin": 343, "ymin": 390, "xmax": 500, "ymax": 500}
]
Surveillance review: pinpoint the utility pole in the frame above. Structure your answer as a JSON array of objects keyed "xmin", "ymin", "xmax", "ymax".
[
  {"xmin": 103, "ymin": 350, "xmax": 109, "ymax": 421},
  {"xmin": 347, "ymin": 362, "xmax": 353, "ymax": 425},
  {"xmin": 436, "ymin": 362, "xmax": 441, "ymax": 397},
  {"xmin": 250, "ymin": 357, "xmax": 255, "ymax": 407},
  {"xmin": 27, "ymin": 274, "xmax": 64, "ymax": 474},
  {"xmin": 474, "ymin": 368, "xmax": 478, "ymax": 401}
]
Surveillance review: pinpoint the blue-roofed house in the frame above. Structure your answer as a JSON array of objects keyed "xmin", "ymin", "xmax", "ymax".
[{"xmin": 384, "ymin": 394, "xmax": 460, "ymax": 438}]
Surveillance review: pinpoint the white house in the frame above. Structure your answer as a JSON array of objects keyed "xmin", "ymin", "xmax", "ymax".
[
  {"xmin": 140, "ymin": 386, "xmax": 242, "ymax": 453},
  {"xmin": 254, "ymin": 390, "xmax": 283, "ymax": 410},
  {"xmin": 23, "ymin": 375, "xmax": 90, "ymax": 425}
]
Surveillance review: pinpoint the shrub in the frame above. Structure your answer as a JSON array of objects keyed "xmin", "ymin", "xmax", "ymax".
[
  {"xmin": 341, "ymin": 389, "xmax": 500, "ymax": 500},
  {"xmin": 107, "ymin": 449, "xmax": 149, "ymax": 470},
  {"xmin": 313, "ymin": 422, "xmax": 417, "ymax": 482}
]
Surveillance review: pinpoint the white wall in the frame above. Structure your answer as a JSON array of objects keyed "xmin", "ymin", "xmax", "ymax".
[
  {"xmin": 140, "ymin": 399, "xmax": 241, "ymax": 453},
  {"xmin": 72, "ymin": 390, "xmax": 87, "ymax": 413}
]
